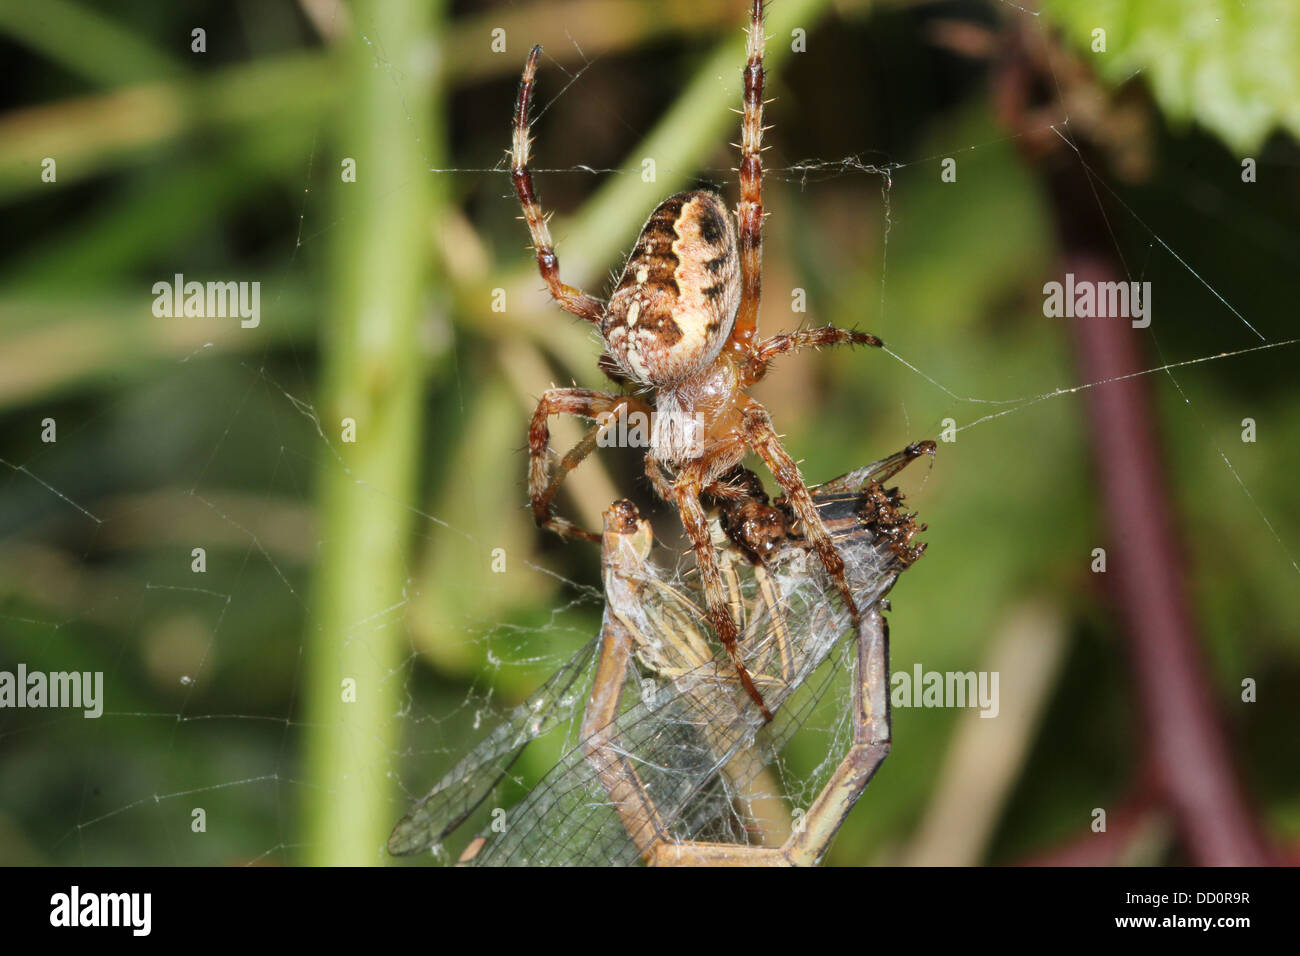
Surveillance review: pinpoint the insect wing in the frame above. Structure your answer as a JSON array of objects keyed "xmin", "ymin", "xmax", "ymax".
[
  {"xmin": 468, "ymin": 450, "xmax": 928, "ymax": 865},
  {"xmin": 387, "ymin": 636, "xmax": 600, "ymax": 855}
]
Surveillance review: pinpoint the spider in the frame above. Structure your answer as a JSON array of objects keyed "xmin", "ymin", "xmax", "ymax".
[{"xmin": 514, "ymin": 0, "xmax": 881, "ymax": 722}]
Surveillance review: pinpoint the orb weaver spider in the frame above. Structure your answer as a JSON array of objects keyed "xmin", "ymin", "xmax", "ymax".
[{"xmin": 516, "ymin": 0, "xmax": 882, "ymax": 721}]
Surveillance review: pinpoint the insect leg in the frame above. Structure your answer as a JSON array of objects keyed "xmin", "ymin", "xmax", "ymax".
[
  {"xmin": 783, "ymin": 605, "xmax": 891, "ymax": 864},
  {"xmin": 582, "ymin": 502, "xmax": 672, "ymax": 860}
]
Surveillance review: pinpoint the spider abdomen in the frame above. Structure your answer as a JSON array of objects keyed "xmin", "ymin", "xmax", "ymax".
[{"xmin": 603, "ymin": 190, "xmax": 741, "ymax": 386}]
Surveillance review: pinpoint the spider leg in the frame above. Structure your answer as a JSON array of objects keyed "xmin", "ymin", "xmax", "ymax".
[
  {"xmin": 512, "ymin": 46, "xmax": 606, "ymax": 324},
  {"xmin": 643, "ymin": 454, "xmax": 675, "ymax": 502},
  {"xmin": 529, "ymin": 388, "xmax": 649, "ymax": 542},
  {"xmin": 673, "ymin": 473, "xmax": 773, "ymax": 722},
  {"xmin": 741, "ymin": 401, "xmax": 863, "ymax": 632},
  {"xmin": 728, "ymin": 0, "xmax": 767, "ymax": 353},
  {"xmin": 655, "ymin": 460, "xmax": 765, "ymax": 642},
  {"xmin": 744, "ymin": 325, "xmax": 883, "ymax": 385},
  {"xmin": 702, "ymin": 465, "xmax": 766, "ymax": 501}
]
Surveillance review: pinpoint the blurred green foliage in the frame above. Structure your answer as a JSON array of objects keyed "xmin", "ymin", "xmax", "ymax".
[
  {"xmin": 1043, "ymin": 0, "xmax": 1300, "ymax": 153},
  {"xmin": 1, "ymin": 0, "xmax": 1298, "ymax": 867}
]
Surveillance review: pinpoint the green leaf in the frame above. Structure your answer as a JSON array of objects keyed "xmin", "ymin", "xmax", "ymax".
[{"xmin": 1041, "ymin": 0, "xmax": 1300, "ymax": 153}]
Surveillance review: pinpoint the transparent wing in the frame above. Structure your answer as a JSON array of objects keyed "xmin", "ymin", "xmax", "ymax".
[
  {"xmin": 387, "ymin": 636, "xmax": 601, "ymax": 856},
  {"xmin": 471, "ymin": 597, "xmax": 858, "ymax": 864},
  {"xmin": 469, "ymin": 448, "xmax": 929, "ymax": 865}
]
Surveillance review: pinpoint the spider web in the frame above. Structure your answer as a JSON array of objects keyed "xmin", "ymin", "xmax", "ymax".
[{"xmin": 3, "ymin": 0, "xmax": 1298, "ymax": 868}]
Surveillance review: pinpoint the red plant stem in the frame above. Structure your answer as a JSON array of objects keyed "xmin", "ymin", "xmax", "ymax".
[
  {"xmin": 1045, "ymin": 181, "xmax": 1271, "ymax": 866},
  {"xmin": 990, "ymin": 32, "xmax": 1271, "ymax": 864},
  {"xmin": 1020, "ymin": 789, "xmax": 1161, "ymax": 867}
]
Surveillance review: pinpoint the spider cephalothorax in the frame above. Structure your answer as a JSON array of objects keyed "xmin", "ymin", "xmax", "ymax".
[{"xmin": 514, "ymin": 0, "xmax": 884, "ymax": 721}]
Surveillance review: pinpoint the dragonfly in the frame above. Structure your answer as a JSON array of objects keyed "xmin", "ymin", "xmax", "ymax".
[{"xmin": 389, "ymin": 442, "xmax": 934, "ymax": 866}]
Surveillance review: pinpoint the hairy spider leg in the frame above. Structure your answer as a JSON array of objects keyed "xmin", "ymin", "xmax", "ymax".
[
  {"xmin": 723, "ymin": 5, "xmax": 883, "ymax": 386},
  {"xmin": 741, "ymin": 401, "xmax": 861, "ymax": 632},
  {"xmin": 528, "ymin": 389, "xmax": 651, "ymax": 542},
  {"xmin": 673, "ymin": 472, "xmax": 773, "ymax": 722},
  {"xmin": 728, "ymin": 0, "xmax": 767, "ymax": 355},
  {"xmin": 512, "ymin": 46, "xmax": 605, "ymax": 324},
  {"xmin": 743, "ymin": 325, "xmax": 884, "ymax": 385}
]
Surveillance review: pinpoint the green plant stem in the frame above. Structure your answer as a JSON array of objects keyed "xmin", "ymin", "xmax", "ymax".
[{"xmin": 301, "ymin": 0, "xmax": 444, "ymax": 865}]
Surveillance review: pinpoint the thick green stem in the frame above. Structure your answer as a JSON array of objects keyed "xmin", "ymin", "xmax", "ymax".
[{"xmin": 302, "ymin": 0, "xmax": 444, "ymax": 865}]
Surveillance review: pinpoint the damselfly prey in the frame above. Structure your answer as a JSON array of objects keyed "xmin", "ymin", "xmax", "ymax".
[{"xmin": 389, "ymin": 443, "xmax": 933, "ymax": 865}]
